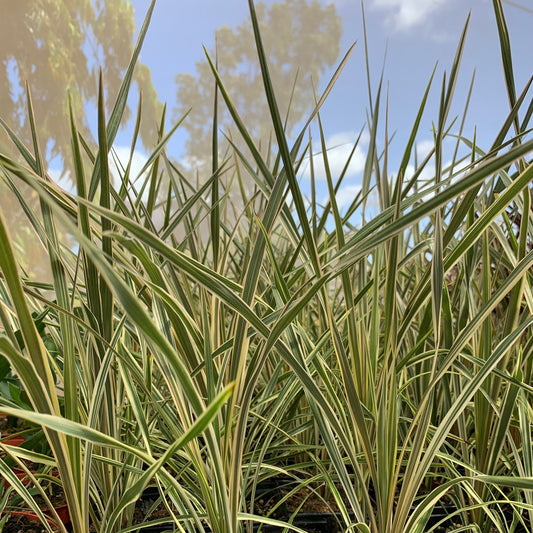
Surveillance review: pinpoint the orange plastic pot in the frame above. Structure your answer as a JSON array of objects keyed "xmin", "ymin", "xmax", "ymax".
[
  {"xmin": 6, "ymin": 510, "xmax": 56, "ymax": 527},
  {"xmin": 0, "ymin": 435, "xmax": 24, "ymax": 447},
  {"xmin": 5, "ymin": 504, "xmax": 70, "ymax": 528},
  {"xmin": 2, "ymin": 467, "xmax": 29, "ymax": 489},
  {"xmin": 44, "ymin": 503, "xmax": 70, "ymax": 524}
]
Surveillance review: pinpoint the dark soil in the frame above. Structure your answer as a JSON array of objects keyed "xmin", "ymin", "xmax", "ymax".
[
  {"xmin": 131, "ymin": 488, "xmax": 176, "ymax": 526},
  {"xmin": 283, "ymin": 485, "xmax": 339, "ymax": 513},
  {"xmin": 0, "ymin": 416, "xmax": 27, "ymax": 437},
  {"xmin": 10, "ymin": 472, "xmax": 528, "ymax": 533},
  {"xmin": 245, "ymin": 478, "xmax": 347, "ymax": 533},
  {"xmin": 1, "ymin": 512, "xmax": 58, "ymax": 533}
]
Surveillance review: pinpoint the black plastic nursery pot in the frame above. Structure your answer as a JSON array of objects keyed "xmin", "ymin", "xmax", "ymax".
[
  {"xmin": 199, "ymin": 514, "xmax": 341, "ymax": 533},
  {"xmin": 261, "ymin": 512, "xmax": 339, "ymax": 533},
  {"xmin": 422, "ymin": 502, "xmax": 459, "ymax": 532},
  {"xmin": 240, "ymin": 477, "xmax": 347, "ymax": 533},
  {"xmin": 130, "ymin": 517, "xmax": 179, "ymax": 531},
  {"xmin": 130, "ymin": 486, "xmax": 181, "ymax": 533},
  {"xmin": 138, "ymin": 479, "xmax": 347, "ymax": 533}
]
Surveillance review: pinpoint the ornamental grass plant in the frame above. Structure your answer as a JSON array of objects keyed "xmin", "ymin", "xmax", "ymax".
[{"xmin": 0, "ymin": 0, "xmax": 532, "ymax": 532}]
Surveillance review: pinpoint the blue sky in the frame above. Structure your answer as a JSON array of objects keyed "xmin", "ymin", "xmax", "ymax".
[{"xmin": 109, "ymin": 0, "xmax": 532, "ymax": 210}]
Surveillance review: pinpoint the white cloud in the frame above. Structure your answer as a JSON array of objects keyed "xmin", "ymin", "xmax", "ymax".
[
  {"xmin": 404, "ymin": 162, "xmax": 435, "ymax": 185},
  {"xmin": 47, "ymin": 146, "xmax": 151, "ymax": 196},
  {"xmin": 109, "ymin": 145, "xmax": 150, "ymax": 189},
  {"xmin": 402, "ymin": 150, "xmax": 472, "ymax": 204},
  {"xmin": 47, "ymin": 167, "xmax": 73, "ymax": 193},
  {"xmin": 371, "ymin": 0, "xmax": 447, "ymax": 31},
  {"xmin": 416, "ymin": 139, "xmax": 435, "ymax": 160},
  {"xmin": 322, "ymin": 0, "xmax": 351, "ymax": 6},
  {"xmin": 299, "ymin": 131, "xmax": 368, "ymax": 182},
  {"xmin": 334, "ymin": 184, "xmax": 363, "ymax": 210},
  {"xmin": 48, "ymin": 146, "xmax": 153, "ymax": 206}
]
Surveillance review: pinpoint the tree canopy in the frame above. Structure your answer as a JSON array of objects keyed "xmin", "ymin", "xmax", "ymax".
[
  {"xmin": 0, "ymin": 0, "xmax": 162, "ymax": 280},
  {"xmin": 0, "ymin": 0, "xmax": 161, "ymax": 163},
  {"xmin": 173, "ymin": 0, "xmax": 342, "ymax": 168}
]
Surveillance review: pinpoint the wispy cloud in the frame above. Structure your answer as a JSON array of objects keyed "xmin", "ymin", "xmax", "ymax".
[
  {"xmin": 299, "ymin": 131, "xmax": 368, "ymax": 182},
  {"xmin": 334, "ymin": 184, "xmax": 363, "ymax": 210},
  {"xmin": 109, "ymin": 145, "xmax": 150, "ymax": 187},
  {"xmin": 371, "ymin": 0, "xmax": 448, "ymax": 32},
  {"xmin": 416, "ymin": 139, "xmax": 435, "ymax": 160},
  {"xmin": 49, "ymin": 146, "xmax": 151, "ymax": 198}
]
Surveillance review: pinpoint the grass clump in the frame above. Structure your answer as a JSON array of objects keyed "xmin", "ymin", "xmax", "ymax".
[{"xmin": 0, "ymin": 1, "xmax": 532, "ymax": 532}]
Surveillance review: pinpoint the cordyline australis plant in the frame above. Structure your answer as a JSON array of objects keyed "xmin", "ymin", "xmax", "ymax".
[{"xmin": 0, "ymin": 0, "xmax": 532, "ymax": 532}]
